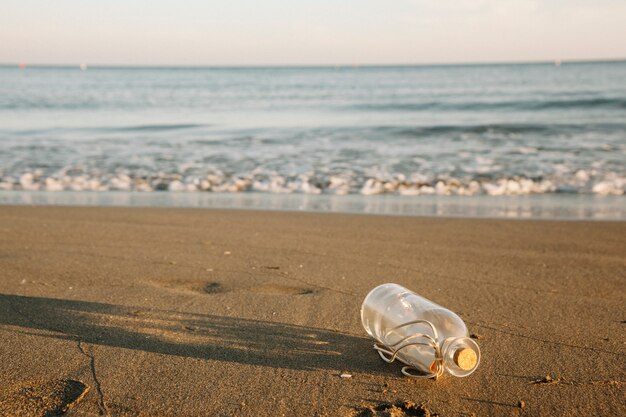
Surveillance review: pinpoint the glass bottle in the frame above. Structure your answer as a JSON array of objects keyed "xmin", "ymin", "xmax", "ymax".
[{"xmin": 361, "ymin": 283, "xmax": 480, "ymax": 378}]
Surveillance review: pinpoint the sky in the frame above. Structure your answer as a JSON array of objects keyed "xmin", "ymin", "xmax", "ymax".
[{"xmin": 1, "ymin": 0, "xmax": 625, "ymax": 66}]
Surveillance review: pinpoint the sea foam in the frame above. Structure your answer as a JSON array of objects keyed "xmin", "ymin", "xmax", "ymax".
[{"xmin": 1, "ymin": 168, "xmax": 624, "ymax": 196}]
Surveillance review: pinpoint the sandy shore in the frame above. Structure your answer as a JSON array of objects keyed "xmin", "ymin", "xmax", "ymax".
[{"xmin": 0, "ymin": 206, "xmax": 624, "ymax": 416}]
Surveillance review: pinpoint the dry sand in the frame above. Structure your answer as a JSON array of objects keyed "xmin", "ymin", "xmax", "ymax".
[{"xmin": 0, "ymin": 206, "xmax": 624, "ymax": 416}]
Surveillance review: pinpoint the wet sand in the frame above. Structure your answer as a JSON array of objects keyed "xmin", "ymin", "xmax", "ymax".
[{"xmin": 0, "ymin": 206, "xmax": 624, "ymax": 416}]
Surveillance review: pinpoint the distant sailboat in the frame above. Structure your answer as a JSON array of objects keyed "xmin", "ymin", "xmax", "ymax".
[{"xmin": 79, "ymin": 63, "xmax": 88, "ymax": 71}]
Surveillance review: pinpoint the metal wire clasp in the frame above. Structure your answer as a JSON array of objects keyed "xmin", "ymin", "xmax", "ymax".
[{"xmin": 372, "ymin": 319, "xmax": 444, "ymax": 379}]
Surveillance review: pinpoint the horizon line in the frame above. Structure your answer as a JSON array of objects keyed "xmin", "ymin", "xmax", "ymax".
[{"xmin": 2, "ymin": 57, "xmax": 626, "ymax": 70}]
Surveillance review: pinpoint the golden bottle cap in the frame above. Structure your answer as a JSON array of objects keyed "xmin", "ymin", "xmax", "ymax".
[{"xmin": 453, "ymin": 348, "xmax": 477, "ymax": 371}]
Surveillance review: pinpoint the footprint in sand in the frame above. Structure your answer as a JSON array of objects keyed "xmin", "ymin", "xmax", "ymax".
[
  {"xmin": 354, "ymin": 400, "xmax": 433, "ymax": 417},
  {"xmin": 244, "ymin": 283, "xmax": 317, "ymax": 295},
  {"xmin": 151, "ymin": 278, "xmax": 316, "ymax": 296},
  {"xmin": 202, "ymin": 282, "xmax": 226, "ymax": 294},
  {"xmin": 150, "ymin": 278, "xmax": 229, "ymax": 295},
  {"xmin": 0, "ymin": 379, "xmax": 90, "ymax": 417}
]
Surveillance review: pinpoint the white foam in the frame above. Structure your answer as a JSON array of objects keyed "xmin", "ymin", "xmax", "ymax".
[{"xmin": 1, "ymin": 168, "xmax": 625, "ymax": 197}]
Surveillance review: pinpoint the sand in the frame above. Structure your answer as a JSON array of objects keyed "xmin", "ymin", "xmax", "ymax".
[{"xmin": 0, "ymin": 206, "xmax": 624, "ymax": 416}]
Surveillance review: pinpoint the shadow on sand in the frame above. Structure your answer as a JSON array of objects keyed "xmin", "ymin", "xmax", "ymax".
[{"xmin": 0, "ymin": 293, "xmax": 391, "ymax": 374}]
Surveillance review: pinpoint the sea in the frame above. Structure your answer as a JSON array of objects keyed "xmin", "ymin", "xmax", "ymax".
[{"xmin": 1, "ymin": 61, "xmax": 625, "ymax": 219}]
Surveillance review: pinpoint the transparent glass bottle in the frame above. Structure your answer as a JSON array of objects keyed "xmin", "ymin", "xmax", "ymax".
[{"xmin": 361, "ymin": 283, "xmax": 480, "ymax": 378}]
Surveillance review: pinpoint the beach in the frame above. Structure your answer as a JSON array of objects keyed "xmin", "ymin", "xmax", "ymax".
[{"xmin": 0, "ymin": 205, "xmax": 624, "ymax": 416}]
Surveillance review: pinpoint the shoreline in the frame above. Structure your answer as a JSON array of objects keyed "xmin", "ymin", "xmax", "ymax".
[
  {"xmin": 0, "ymin": 206, "xmax": 624, "ymax": 416},
  {"xmin": 1, "ymin": 191, "xmax": 625, "ymax": 221}
]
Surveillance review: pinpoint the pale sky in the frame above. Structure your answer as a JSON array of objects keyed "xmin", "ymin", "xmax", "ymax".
[{"xmin": 1, "ymin": 0, "xmax": 625, "ymax": 66}]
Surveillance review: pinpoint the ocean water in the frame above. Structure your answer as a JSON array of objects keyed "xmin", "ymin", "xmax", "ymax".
[{"xmin": 0, "ymin": 62, "xmax": 625, "ymax": 211}]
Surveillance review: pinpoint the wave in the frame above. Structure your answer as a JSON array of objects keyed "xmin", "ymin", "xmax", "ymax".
[
  {"xmin": 7, "ymin": 123, "xmax": 209, "ymax": 136},
  {"xmin": 379, "ymin": 121, "xmax": 626, "ymax": 137},
  {"xmin": 105, "ymin": 123, "xmax": 207, "ymax": 132},
  {"xmin": 0, "ymin": 101, "xmax": 104, "ymax": 111},
  {"xmin": 4, "ymin": 95, "xmax": 626, "ymax": 112},
  {"xmin": 352, "ymin": 97, "xmax": 626, "ymax": 112},
  {"xmin": 388, "ymin": 123, "xmax": 559, "ymax": 137},
  {"xmin": 2, "ymin": 169, "xmax": 624, "ymax": 196},
  {"xmin": 533, "ymin": 97, "xmax": 626, "ymax": 110}
]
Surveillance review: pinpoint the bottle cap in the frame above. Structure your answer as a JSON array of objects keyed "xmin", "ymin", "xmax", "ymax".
[{"xmin": 453, "ymin": 348, "xmax": 477, "ymax": 371}]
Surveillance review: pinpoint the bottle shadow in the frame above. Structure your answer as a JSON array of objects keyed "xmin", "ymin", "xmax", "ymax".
[{"xmin": 1, "ymin": 293, "xmax": 392, "ymax": 375}]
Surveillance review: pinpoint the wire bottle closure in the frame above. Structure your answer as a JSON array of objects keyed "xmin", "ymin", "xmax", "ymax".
[{"xmin": 372, "ymin": 319, "xmax": 444, "ymax": 379}]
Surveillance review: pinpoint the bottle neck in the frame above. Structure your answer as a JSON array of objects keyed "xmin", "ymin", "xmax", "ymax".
[{"xmin": 441, "ymin": 336, "xmax": 480, "ymax": 377}]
